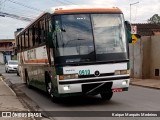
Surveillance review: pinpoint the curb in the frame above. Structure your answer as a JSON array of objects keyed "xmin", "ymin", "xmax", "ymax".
[
  {"xmin": 0, "ymin": 76, "xmax": 16, "ymax": 96},
  {"xmin": 0, "ymin": 74, "xmax": 51, "ymax": 120},
  {"xmin": 8, "ymin": 78, "xmax": 52, "ymax": 120},
  {"xmin": 130, "ymin": 83, "xmax": 160, "ymax": 90}
]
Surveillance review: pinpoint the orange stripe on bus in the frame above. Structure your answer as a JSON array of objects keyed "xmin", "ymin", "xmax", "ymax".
[
  {"xmin": 54, "ymin": 8, "xmax": 122, "ymax": 14},
  {"xmin": 24, "ymin": 59, "xmax": 49, "ymax": 63}
]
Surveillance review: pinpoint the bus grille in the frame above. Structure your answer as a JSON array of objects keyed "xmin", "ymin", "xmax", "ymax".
[{"xmin": 82, "ymin": 82, "xmax": 113, "ymax": 95}]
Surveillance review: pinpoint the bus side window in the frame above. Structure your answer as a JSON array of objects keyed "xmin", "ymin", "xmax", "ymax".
[
  {"xmin": 46, "ymin": 17, "xmax": 49, "ymax": 32},
  {"xmin": 28, "ymin": 29, "xmax": 30, "ymax": 48},
  {"xmin": 17, "ymin": 36, "xmax": 20, "ymax": 52},
  {"xmin": 34, "ymin": 23, "xmax": 39, "ymax": 46},
  {"xmin": 22, "ymin": 32, "xmax": 25, "ymax": 50},
  {"xmin": 47, "ymin": 18, "xmax": 54, "ymax": 48},
  {"xmin": 25, "ymin": 30, "xmax": 29, "ymax": 49},
  {"xmin": 32, "ymin": 26, "xmax": 35, "ymax": 46},
  {"xmin": 43, "ymin": 17, "xmax": 47, "ymax": 43},
  {"xmin": 20, "ymin": 35, "xmax": 22, "ymax": 51},
  {"xmin": 29, "ymin": 28, "xmax": 33, "ymax": 47},
  {"xmin": 39, "ymin": 18, "xmax": 45, "ymax": 44},
  {"xmin": 24, "ymin": 32, "xmax": 26, "ymax": 50}
]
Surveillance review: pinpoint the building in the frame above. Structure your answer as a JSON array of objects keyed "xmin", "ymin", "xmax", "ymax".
[
  {"xmin": 0, "ymin": 39, "xmax": 15, "ymax": 64},
  {"xmin": 130, "ymin": 23, "xmax": 160, "ymax": 79}
]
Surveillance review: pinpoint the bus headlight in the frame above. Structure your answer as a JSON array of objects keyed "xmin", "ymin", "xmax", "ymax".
[
  {"xmin": 59, "ymin": 74, "xmax": 78, "ymax": 80},
  {"xmin": 115, "ymin": 70, "xmax": 130, "ymax": 75},
  {"xmin": 122, "ymin": 80, "xmax": 127, "ymax": 85},
  {"xmin": 63, "ymin": 85, "xmax": 70, "ymax": 91}
]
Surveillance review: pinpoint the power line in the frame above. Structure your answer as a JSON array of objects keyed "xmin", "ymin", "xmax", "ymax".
[
  {"xmin": 1, "ymin": 10, "xmax": 36, "ymax": 19},
  {"xmin": 61, "ymin": 0, "xmax": 78, "ymax": 5},
  {"xmin": 1, "ymin": 5, "xmax": 37, "ymax": 19},
  {"xmin": 3, "ymin": 5, "xmax": 39, "ymax": 17},
  {"xmin": 1, "ymin": 0, "xmax": 41, "ymax": 19},
  {"xmin": 53, "ymin": 0, "xmax": 70, "ymax": 5},
  {"xmin": 0, "ymin": 11, "xmax": 33, "ymax": 21},
  {"xmin": 0, "ymin": 0, "xmax": 7, "ymax": 5},
  {"xmin": 7, "ymin": 0, "xmax": 44, "ymax": 12},
  {"xmin": 0, "ymin": 0, "xmax": 7, "ymax": 10}
]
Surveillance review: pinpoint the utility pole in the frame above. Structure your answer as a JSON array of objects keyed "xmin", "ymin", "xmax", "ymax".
[
  {"xmin": 130, "ymin": 1, "xmax": 139, "ymax": 78},
  {"xmin": 130, "ymin": 1, "xmax": 139, "ymax": 23}
]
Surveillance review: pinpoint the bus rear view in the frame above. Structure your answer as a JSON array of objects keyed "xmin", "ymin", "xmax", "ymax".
[{"xmin": 49, "ymin": 7, "xmax": 130, "ymax": 101}]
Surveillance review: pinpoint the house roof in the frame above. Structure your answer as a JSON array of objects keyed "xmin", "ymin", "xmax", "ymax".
[
  {"xmin": 0, "ymin": 39, "xmax": 14, "ymax": 43},
  {"xmin": 132, "ymin": 23, "xmax": 160, "ymax": 36}
]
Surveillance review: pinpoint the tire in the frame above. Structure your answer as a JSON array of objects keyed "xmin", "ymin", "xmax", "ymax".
[
  {"xmin": 50, "ymin": 91, "xmax": 60, "ymax": 103},
  {"xmin": 100, "ymin": 92, "xmax": 113, "ymax": 101},
  {"xmin": 17, "ymin": 71, "xmax": 19, "ymax": 76},
  {"xmin": 6, "ymin": 68, "xmax": 9, "ymax": 73},
  {"xmin": 25, "ymin": 72, "xmax": 31, "ymax": 88},
  {"xmin": 45, "ymin": 73, "xmax": 59, "ymax": 103}
]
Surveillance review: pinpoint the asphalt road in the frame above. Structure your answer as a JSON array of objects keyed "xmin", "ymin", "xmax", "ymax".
[{"xmin": 0, "ymin": 65, "xmax": 160, "ymax": 120}]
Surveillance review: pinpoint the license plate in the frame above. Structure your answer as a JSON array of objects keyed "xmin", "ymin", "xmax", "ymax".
[{"xmin": 112, "ymin": 88, "xmax": 123, "ymax": 92}]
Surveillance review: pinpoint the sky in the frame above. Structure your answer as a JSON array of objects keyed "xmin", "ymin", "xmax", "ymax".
[{"xmin": 0, "ymin": 0, "xmax": 160, "ymax": 39}]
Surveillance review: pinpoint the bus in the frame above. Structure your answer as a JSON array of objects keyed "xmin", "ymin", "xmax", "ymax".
[{"xmin": 16, "ymin": 7, "xmax": 131, "ymax": 102}]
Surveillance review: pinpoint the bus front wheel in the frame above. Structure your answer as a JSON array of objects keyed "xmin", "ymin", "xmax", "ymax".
[
  {"xmin": 45, "ymin": 73, "xmax": 59, "ymax": 103},
  {"xmin": 100, "ymin": 92, "xmax": 113, "ymax": 101}
]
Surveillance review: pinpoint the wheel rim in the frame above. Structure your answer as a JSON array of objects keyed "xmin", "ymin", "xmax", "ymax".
[
  {"xmin": 47, "ymin": 82, "xmax": 52, "ymax": 94},
  {"xmin": 50, "ymin": 93, "xmax": 54, "ymax": 98},
  {"xmin": 26, "ymin": 76, "xmax": 29, "ymax": 86},
  {"xmin": 47, "ymin": 82, "xmax": 55, "ymax": 99}
]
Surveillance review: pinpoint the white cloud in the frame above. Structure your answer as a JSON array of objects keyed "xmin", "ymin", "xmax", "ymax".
[
  {"xmin": 50, "ymin": 0, "xmax": 116, "ymax": 11},
  {"xmin": 0, "ymin": 17, "xmax": 28, "ymax": 39},
  {"xmin": 90, "ymin": 0, "xmax": 116, "ymax": 7},
  {"xmin": 116, "ymin": 0, "xmax": 160, "ymax": 23}
]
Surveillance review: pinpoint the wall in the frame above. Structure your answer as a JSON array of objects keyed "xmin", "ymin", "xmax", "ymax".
[
  {"xmin": 0, "ymin": 52, "xmax": 4, "ymax": 64},
  {"xmin": 129, "ymin": 37, "xmax": 143, "ymax": 78},
  {"xmin": 130, "ymin": 35, "xmax": 160, "ymax": 79},
  {"xmin": 150, "ymin": 36, "xmax": 160, "ymax": 79},
  {"xmin": 129, "ymin": 44, "xmax": 133, "ymax": 77},
  {"xmin": 141, "ymin": 36, "xmax": 151, "ymax": 79}
]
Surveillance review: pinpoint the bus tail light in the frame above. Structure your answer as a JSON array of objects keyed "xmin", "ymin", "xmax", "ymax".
[
  {"xmin": 115, "ymin": 70, "xmax": 130, "ymax": 75},
  {"xmin": 59, "ymin": 74, "xmax": 78, "ymax": 80}
]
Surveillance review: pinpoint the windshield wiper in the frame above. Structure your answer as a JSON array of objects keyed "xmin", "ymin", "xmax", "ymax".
[{"xmin": 66, "ymin": 58, "xmax": 81, "ymax": 63}]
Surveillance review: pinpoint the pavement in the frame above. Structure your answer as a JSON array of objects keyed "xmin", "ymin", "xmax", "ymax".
[{"xmin": 0, "ymin": 75, "xmax": 32, "ymax": 120}]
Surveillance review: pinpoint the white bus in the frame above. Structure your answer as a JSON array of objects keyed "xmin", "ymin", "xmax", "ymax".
[{"xmin": 16, "ymin": 7, "xmax": 131, "ymax": 102}]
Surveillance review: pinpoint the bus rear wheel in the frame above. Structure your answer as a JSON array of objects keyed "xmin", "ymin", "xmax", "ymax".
[
  {"xmin": 100, "ymin": 92, "xmax": 113, "ymax": 101},
  {"xmin": 25, "ymin": 71, "xmax": 31, "ymax": 88}
]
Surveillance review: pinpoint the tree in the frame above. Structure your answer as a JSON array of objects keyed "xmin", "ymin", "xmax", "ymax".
[{"xmin": 148, "ymin": 14, "xmax": 160, "ymax": 24}]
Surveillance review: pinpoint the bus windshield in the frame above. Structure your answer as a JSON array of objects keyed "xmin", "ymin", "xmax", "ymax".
[{"xmin": 53, "ymin": 13, "xmax": 128, "ymax": 65}]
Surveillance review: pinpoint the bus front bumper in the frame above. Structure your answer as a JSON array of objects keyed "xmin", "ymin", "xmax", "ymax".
[{"xmin": 58, "ymin": 77, "xmax": 130, "ymax": 95}]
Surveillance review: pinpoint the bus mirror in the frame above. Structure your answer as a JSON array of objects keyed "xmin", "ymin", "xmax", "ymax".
[
  {"xmin": 125, "ymin": 21, "xmax": 132, "ymax": 43},
  {"xmin": 125, "ymin": 21, "xmax": 131, "ymax": 31}
]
